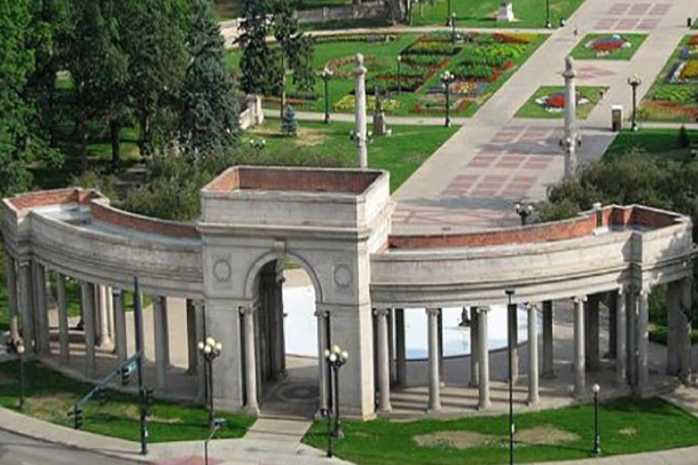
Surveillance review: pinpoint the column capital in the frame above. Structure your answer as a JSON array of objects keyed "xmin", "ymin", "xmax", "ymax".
[
  {"xmin": 425, "ymin": 307, "xmax": 440, "ymax": 316},
  {"xmin": 111, "ymin": 287, "xmax": 123, "ymax": 298},
  {"xmin": 475, "ymin": 306, "xmax": 489, "ymax": 314},
  {"xmin": 572, "ymin": 295, "xmax": 587, "ymax": 303},
  {"xmin": 313, "ymin": 309, "xmax": 329, "ymax": 319},
  {"xmin": 239, "ymin": 305, "xmax": 257, "ymax": 316},
  {"xmin": 373, "ymin": 308, "xmax": 391, "ymax": 318},
  {"xmin": 18, "ymin": 258, "xmax": 31, "ymax": 269}
]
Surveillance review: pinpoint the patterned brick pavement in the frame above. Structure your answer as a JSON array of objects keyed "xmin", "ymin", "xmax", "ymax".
[{"xmin": 594, "ymin": 2, "xmax": 670, "ymax": 30}]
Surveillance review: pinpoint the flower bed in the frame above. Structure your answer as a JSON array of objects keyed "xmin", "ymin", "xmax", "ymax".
[
  {"xmin": 679, "ymin": 60, "xmax": 698, "ymax": 80},
  {"xmin": 585, "ymin": 34, "xmax": 631, "ymax": 57}
]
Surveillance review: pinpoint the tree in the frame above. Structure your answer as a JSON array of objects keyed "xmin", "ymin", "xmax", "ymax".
[
  {"xmin": 65, "ymin": 0, "xmax": 128, "ymax": 172},
  {"xmin": 119, "ymin": 0, "xmax": 189, "ymax": 158},
  {"xmin": 179, "ymin": 0, "xmax": 240, "ymax": 160},
  {"xmin": 281, "ymin": 105, "xmax": 298, "ymax": 136},
  {"xmin": 238, "ymin": 0, "xmax": 275, "ymax": 94}
]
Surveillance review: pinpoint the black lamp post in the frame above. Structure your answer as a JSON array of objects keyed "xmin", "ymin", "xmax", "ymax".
[
  {"xmin": 320, "ymin": 67, "xmax": 333, "ymax": 124},
  {"xmin": 325, "ymin": 344, "xmax": 348, "ymax": 452},
  {"xmin": 204, "ymin": 418, "xmax": 226, "ymax": 465},
  {"xmin": 396, "ymin": 55, "xmax": 402, "ymax": 95},
  {"xmin": 592, "ymin": 383, "xmax": 601, "ymax": 456},
  {"xmin": 12, "ymin": 338, "xmax": 26, "ymax": 411},
  {"xmin": 198, "ymin": 337, "xmax": 222, "ymax": 430},
  {"xmin": 441, "ymin": 70, "xmax": 455, "ymax": 128},
  {"xmin": 451, "ymin": 13, "xmax": 457, "ymax": 44},
  {"xmin": 506, "ymin": 289, "xmax": 516, "ymax": 465},
  {"xmin": 446, "ymin": 0, "xmax": 453, "ymax": 26},
  {"xmin": 515, "ymin": 202, "xmax": 534, "ymax": 226},
  {"xmin": 627, "ymin": 75, "xmax": 642, "ymax": 132},
  {"xmin": 545, "ymin": 0, "xmax": 552, "ymax": 28}
]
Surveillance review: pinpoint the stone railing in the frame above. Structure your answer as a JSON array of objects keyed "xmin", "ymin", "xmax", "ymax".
[{"xmin": 239, "ymin": 95, "xmax": 264, "ymax": 130}]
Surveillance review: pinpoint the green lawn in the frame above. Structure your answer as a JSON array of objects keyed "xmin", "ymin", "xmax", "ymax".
[
  {"xmin": 244, "ymin": 120, "xmax": 457, "ymax": 192},
  {"xmin": 603, "ymin": 127, "xmax": 698, "ymax": 162},
  {"xmin": 515, "ymin": 85, "xmax": 607, "ymax": 119},
  {"xmin": 639, "ymin": 35, "xmax": 698, "ymax": 123},
  {"xmin": 410, "ymin": 0, "xmax": 585, "ymax": 28},
  {"xmin": 304, "ymin": 398, "xmax": 698, "ymax": 465},
  {"xmin": 228, "ymin": 32, "xmax": 547, "ymax": 117},
  {"xmin": 570, "ymin": 33, "xmax": 647, "ymax": 61},
  {"xmin": 0, "ymin": 361, "xmax": 255, "ymax": 442}
]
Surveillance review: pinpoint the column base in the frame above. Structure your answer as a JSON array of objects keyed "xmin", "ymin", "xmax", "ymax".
[
  {"xmin": 242, "ymin": 405, "xmax": 260, "ymax": 416},
  {"xmin": 377, "ymin": 407, "xmax": 392, "ymax": 416},
  {"xmin": 527, "ymin": 397, "xmax": 540, "ymax": 407},
  {"xmin": 477, "ymin": 401, "xmax": 491, "ymax": 411},
  {"xmin": 468, "ymin": 381, "xmax": 479, "ymax": 388},
  {"xmin": 426, "ymin": 407, "xmax": 442, "ymax": 416},
  {"xmin": 542, "ymin": 371, "xmax": 556, "ymax": 379}
]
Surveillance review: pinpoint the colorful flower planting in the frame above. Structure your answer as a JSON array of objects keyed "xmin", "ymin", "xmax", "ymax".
[
  {"xmin": 516, "ymin": 86, "xmax": 608, "ymax": 119},
  {"xmin": 534, "ymin": 91, "xmax": 590, "ymax": 112},
  {"xmin": 640, "ymin": 35, "xmax": 698, "ymax": 122},
  {"xmin": 570, "ymin": 33, "xmax": 647, "ymax": 61}
]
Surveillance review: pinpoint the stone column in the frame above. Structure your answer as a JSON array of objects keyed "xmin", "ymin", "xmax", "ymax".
[
  {"xmin": 193, "ymin": 300, "xmax": 207, "ymax": 403},
  {"xmin": 315, "ymin": 309, "xmax": 330, "ymax": 412},
  {"xmin": 18, "ymin": 260, "xmax": 35, "ymax": 351},
  {"xmin": 627, "ymin": 290, "xmax": 636, "ymax": 386},
  {"xmin": 81, "ymin": 282, "xmax": 96, "ymax": 378},
  {"xmin": 354, "ymin": 53, "xmax": 368, "ymax": 169},
  {"xmin": 615, "ymin": 288, "xmax": 627, "ymax": 386},
  {"xmin": 586, "ymin": 294, "xmax": 600, "ymax": 371},
  {"xmin": 509, "ymin": 304, "xmax": 519, "ymax": 383},
  {"xmin": 527, "ymin": 304, "xmax": 540, "ymax": 405},
  {"xmin": 4, "ymin": 252, "xmax": 20, "ymax": 342},
  {"xmin": 113, "ymin": 289, "xmax": 127, "ymax": 364},
  {"xmin": 607, "ymin": 291, "xmax": 617, "ymax": 359},
  {"xmin": 496, "ymin": 0, "xmax": 515, "ymax": 21},
  {"xmin": 375, "ymin": 309, "xmax": 392, "ymax": 414},
  {"xmin": 562, "ymin": 56, "xmax": 579, "ymax": 179},
  {"xmin": 573, "ymin": 296, "xmax": 586, "ymax": 397},
  {"xmin": 477, "ymin": 307, "xmax": 490, "ymax": 409},
  {"xmin": 680, "ymin": 278, "xmax": 693, "ymax": 382},
  {"xmin": 56, "ymin": 273, "xmax": 70, "ymax": 361},
  {"xmin": 395, "ymin": 309, "xmax": 407, "ymax": 387},
  {"xmin": 153, "ymin": 296, "xmax": 170, "ymax": 391},
  {"xmin": 437, "ymin": 309, "xmax": 445, "ymax": 384},
  {"xmin": 388, "ymin": 309, "xmax": 395, "ymax": 385},
  {"xmin": 241, "ymin": 305, "xmax": 259, "ymax": 415},
  {"xmin": 542, "ymin": 300, "xmax": 554, "ymax": 378},
  {"xmin": 637, "ymin": 289, "xmax": 649, "ymax": 391},
  {"xmin": 186, "ymin": 299, "xmax": 198, "ymax": 374},
  {"xmin": 33, "ymin": 262, "xmax": 50, "ymax": 354},
  {"xmin": 97, "ymin": 285, "xmax": 112, "ymax": 348},
  {"xmin": 469, "ymin": 307, "xmax": 480, "ymax": 388},
  {"xmin": 426, "ymin": 308, "xmax": 441, "ymax": 412}
]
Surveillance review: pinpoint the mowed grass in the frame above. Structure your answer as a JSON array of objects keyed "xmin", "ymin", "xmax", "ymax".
[
  {"xmin": 570, "ymin": 33, "xmax": 647, "ymax": 60},
  {"xmin": 603, "ymin": 127, "xmax": 698, "ymax": 162},
  {"xmin": 0, "ymin": 361, "xmax": 255, "ymax": 442},
  {"xmin": 303, "ymin": 397, "xmax": 698, "ymax": 465},
  {"xmin": 410, "ymin": 0, "xmax": 585, "ymax": 28},
  {"xmin": 515, "ymin": 85, "xmax": 607, "ymax": 120},
  {"xmin": 227, "ymin": 33, "xmax": 547, "ymax": 117},
  {"xmin": 243, "ymin": 120, "xmax": 457, "ymax": 192}
]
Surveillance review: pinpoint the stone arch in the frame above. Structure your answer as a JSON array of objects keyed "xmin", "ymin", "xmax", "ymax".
[{"xmin": 243, "ymin": 250, "xmax": 324, "ymax": 304}]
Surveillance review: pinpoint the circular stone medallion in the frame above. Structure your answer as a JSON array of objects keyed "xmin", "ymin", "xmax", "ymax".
[{"xmin": 213, "ymin": 259, "xmax": 232, "ymax": 282}]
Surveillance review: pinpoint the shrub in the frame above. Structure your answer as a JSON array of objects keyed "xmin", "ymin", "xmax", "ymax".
[
  {"xmin": 680, "ymin": 60, "xmax": 698, "ymax": 80},
  {"xmin": 281, "ymin": 106, "xmax": 299, "ymax": 136},
  {"xmin": 679, "ymin": 125, "xmax": 691, "ymax": 148},
  {"xmin": 400, "ymin": 54, "xmax": 444, "ymax": 67},
  {"xmin": 403, "ymin": 41, "xmax": 460, "ymax": 56},
  {"xmin": 454, "ymin": 64, "xmax": 494, "ymax": 81}
]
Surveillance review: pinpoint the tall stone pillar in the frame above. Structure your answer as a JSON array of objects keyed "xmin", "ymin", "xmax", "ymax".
[
  {"xmin": 607, "ymin": 291, "xmax": 617, "ymax": 359},
  {"xmin": 18, "ymin": 260, "xmax": 35, "ymax": 352},
  {"xmin": 477, "ymin": 307, "xmax": 490, "ymax": 409},
  {"xmin": 193, "ymin": 300, "xmax": 207, "ymax": 404},
  {"xmin": 354, "ymin": 53, "xmax": 368, "ymax": 169},
  {"xmin": 562, "ymin": 56, "xmax": 579, "ymax": 179},
  {"xmin": 585, "ymin": 294, "xmax": 600, "ymax": 371},
  {"xmin": 97, "ymin": 285, "xmax": 112, "ymax": 348},
  {"xmin": 527, "ymin": 304, "xmax": 539, "ymax": 405},
  {"xmin": 395, "ymin": 309, "xmax": 407, "ymax": 387},
  {"xmin": 496, "ymin": 0, "xmax": 515, "ymax": 22},
  {"xmin": 637, "ymin": 289, "xmax": 649, "ymax": 391},
  {"xmin": 437, "ymin": 309, "xmax": 445, "ymax": 384},
  {"xmin": 185, "ymin": 299, "xmax": 197, "ymax": 373},
  {"xmin": 241, "ymin": 305, "xmax": 260, "ymax": 415},
  {"xmin": 56, "ymin": 273, "xmax": 70, "ymax": 362},
  {"xmin": 573, "ymin": 296, "xmax": 586, "ymax": 397},
  {"xmin": 615, "ymin": 288, "xmax": 627, "ymax": 386},
  {"xmin": 375, "ymin": 309, "xmax": 392, "ymax": 414},
  {"xmin": 509, "ymin": 304, "xmax": 519, "ymax": 383},
  {"xmin": 153, "ymin": 296, "xmax": 170, "ymax": 391},
  {"xmin": 315, "ymin": 309, "xmax": 330, "ymax": 412},
  {"xmin": 33, "ymin": 262, "xmax": 50, "ymax": 354},
  {"xmin": 469, "ymin": 307, "xmax": 480, "ymax": 388},
  {"xmin": 113, "ymin": 289, "xmax": 127, "ymax": 364},
  {"xmin": 542, "ymin": 300, "xmax": 554, "ymax": 378},
  {"xmin": 426, "ymin": 308, "xmax": 441, "ymax": 412},
  {"xmin": 81, "ymin": 282, "xmax": 97, "ymax": 378},
  {"xmin": 387, "ymin": 309, "xmax": 395, "ymax": 385},
  {"xmin": 4, "ymin": 252, "xmax": 20, "ymax": 342},
  {"xmin": 627, "ymin": 290, "xmax": 636, "ymax": 386}
]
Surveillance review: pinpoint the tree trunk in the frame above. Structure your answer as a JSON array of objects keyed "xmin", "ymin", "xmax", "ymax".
[
  {"xmin": 110, "ymin": 118, "xmax": 121, "ymax": 172},
  {"xmin": 78, "ymin": 117, "xmax": 89, "ymax": 173}
]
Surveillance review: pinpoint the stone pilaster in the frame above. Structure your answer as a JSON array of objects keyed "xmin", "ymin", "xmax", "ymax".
[
  {"xmin": 315, "ymin": 309, "xmax": 330, "ymax": 412},
  {"xmin": 4, "ymin": 252, "xmax": 19, "ymax": 342},
  {"xmin": 56, "ymin": 273, "xmax": 70, "ymax": 362},
  {"xmin": 637, "ymin": 289, "xmax": 649, "ymax": 391},
  {"xmin": 374, "ymin": 308, "xmax": 392, "ymax": 414},
  {"xmin": 527, "ymin": 304, "xmax": 539, "ymax": 405},
  {"xmin": 426, "ymin": 307, "xmax": 441, "ymax": 412},
  {"xmin": 573, "ymin": 296, "xmax": 586, "ymax": 397},
  {"xmin": 33, "ymin": 262, "xmax": 49, "ymax": 354},
  {"xmin": 18, "ymin": 260, "xmax": 35, "ymax": 352},
  {"xmin": 477, "ymin": 307, "xmax": 490, "ymax": 410}
]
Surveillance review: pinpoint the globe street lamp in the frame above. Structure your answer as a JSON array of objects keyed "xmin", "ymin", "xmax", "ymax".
[
  {"xmin": 627, "ymin": 74, "xmax": 642, "ymax": 132},
  {"xmin": 505, "ymin": 290, "xmax": 516, "ymax": 465},
  {"xmin": 592, "ymin": 383, "xmax": 601, "ymax": 456},
  {"xmin": 396, "ymin": 55, "xmax": 402, "ymax": 96},
  {"xmin": 545, "ymin": 0, "xmax": 552, "ymax": 28},
  {"xmin": 515, "ymin": 201, "xmax": 534, "ymax": 225},
  {"xmin": 320, "ymin": 67, "xmax": 334, "ymax": 124},
  {"xmin": 441, "ymin": 70, "xmax": 455, "ymax": 128},
  {"xmin": 325, "ymin": 344, "xmax": 348, "ymax": 453},
  {"xmin": 198, "ymin": 337, "xmax": 222, "ymax": 430}
]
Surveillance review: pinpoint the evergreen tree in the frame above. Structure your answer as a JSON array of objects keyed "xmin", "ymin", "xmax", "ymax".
[
  {"xmin": 238, "ymin": 0, "xmax": 275, "ymax": 94},
  {"xmin": 119, "ymin": 0, "xmax": 189, "ymax": 158},
  {"xmin": 281, "ymin": 105, "xmax": 298, "ymax": 136},
  {"xmin": 678, "ymin": 125, "xmax": 691, "ymax": 148},
  {"xmin": 179, "ymin": 0, "xmax": 240, "ymax": 160}
]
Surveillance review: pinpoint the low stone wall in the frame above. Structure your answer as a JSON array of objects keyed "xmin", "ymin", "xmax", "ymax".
[
  {"xmin": 239, "ymin": 95, "xmax": 264, "ymax": 130},
  {"xmin": 295, "ymin": 1, "xmax": 386, "ymax": 24}
]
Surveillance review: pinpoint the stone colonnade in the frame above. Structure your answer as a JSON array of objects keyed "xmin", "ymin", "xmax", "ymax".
[
  {"xmin": 3, "ymin": 252, "xmax": 208, "ymax": 401},
  {"xmin": 370, "ymin": 281, "xmax": 693, "ymax": 414}
]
